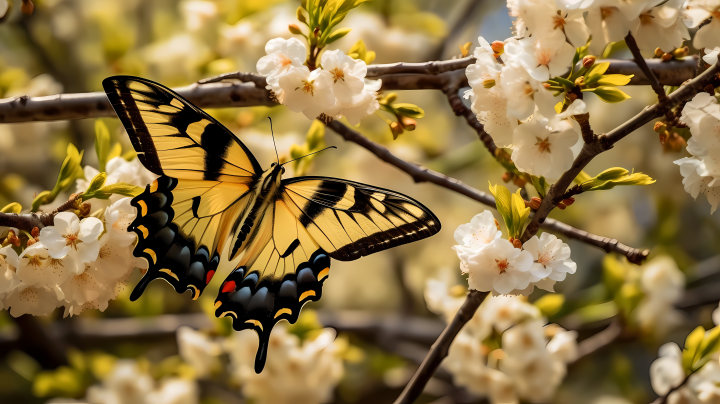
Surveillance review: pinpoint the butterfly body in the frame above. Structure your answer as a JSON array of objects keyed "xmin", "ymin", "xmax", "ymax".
[{"xmin": 103, "ymin": 75, "xmax": 441, "ymax": 373}]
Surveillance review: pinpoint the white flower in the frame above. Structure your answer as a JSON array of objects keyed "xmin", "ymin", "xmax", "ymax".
[
  {"xmin": 76, "ymin": 157, "xmax": 157, "ymax": 209},
  {"xmin": 452, "ymin": 211, "xmax": 502, "ymax": 264},
  {"xmin": 650, "ymin": 343, "xmax": 685, "ymax": 396},
  {"xmin": 546, "ymin": 329, "xmax": 579, "ymax": 363},
  {"xmin": 0, "ymin": 0, "xmax": 8, "ymax": 19},
  {"xmin": 640, "ymin": 255, "xmax": 685, "ymax": 302},
  {"xmin": 180, "ymin": 0, "xmax": 218, "ymax": 32},
  {"xmin": 502, "ymin": 319, "xmax": 548, "ymax": 359},
  {"xmin": 225, "ymin": 324, "xmax": 344, "ymax": 404},
  {"xmin": 463, "ymin": 238, "xmax": 534, "ymax": 295},
  {"xmin": 90, "ymin": 234, "xmax": 145, "ymax": 282},
  {"xmin": 504, "ymin": 36, "xmax": 575, "ymax": 82},
  {"xmin": 586, "ymin": 4, "xmax": 633, "ymax": 54},
  {"xmin": 3, "ymin": 285, "xmax": 59, "ymax": 317},
  {"xmin": 16, "ymin": 242, "xmax": 73, "ymax": 298},
  {"xmin": 277, "ymin": 66, "xmax": 336, "ymax": 120},
  {"xmin": 146, "ymin": 378, "xmax": 199, "ymax": 404},
  {"xmin": 511, "ymin": 113, "xmax": 579, "ymax": 180},
  {"xmin": 256, "ymin": 37, "xmax": 307, "ymax": 95},
  {"xmin": 683, "ymin": 1, "xmax": 720, "ymax": 49},
  {"xmin": 39, "ymin": 212, "xmax": 103, "ymax": 274},
  {"xmin": 320, "ymin": 50, "xmax": 367, "ymax": 104},
  {"xmin": 499, "ymin": 62, "xmax": 560, "ymax": 121},
  {"xmin": 631, "ymin": 0, "xmax": 689, "ymax": 53},
  {"xmin": 516, "ymin": 0, "xmax": 591, "ymax": 47},
  {"xmin": 704, "ymin": 46, "xmax": 720, "ymax": 65},
  {"xmin": 177, "ymin": 326, "xmax": 222, "ymax": 378},
  {"xmin": 481, "ymin": 295, "xmax": 542, "ymax": 333},
  {"xmin": 0, "ymin": 244, "xmax": 21, "ymax": 298},
  {"xmin": 424, "ymin": 278, "xmax": 466, "ymax": 323},
  {"xmin": 331, "ymin": 82, "xmax": 381, "ymax": 125},
  {"xmin": 105, "ymin": 198, "xmax": 138, "ymax": 247},
  {"xmin": 674, "ymin": 157, "xmax": 720, "ymax": 213},
  {"xmin": 87, "ymin": 360, "xmax": 155, "ymax": 404},
  {"xmin": 522, "ymin": 233, "xmax": 577, "ymax": 281}
]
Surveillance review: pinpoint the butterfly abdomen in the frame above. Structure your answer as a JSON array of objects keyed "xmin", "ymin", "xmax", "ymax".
[{"xmin": 129, "ymin": 176, "xmax": 220, "ymax": 301}]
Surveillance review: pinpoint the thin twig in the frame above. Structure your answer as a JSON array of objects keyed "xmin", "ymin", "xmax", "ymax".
[
  {"xmin": 326, "ymin": 120, "xmax": 649, "ymax": 263},
  {"xmin": 393, "ymin": 290, "xmax": 488, "ymax": 404},
  {"xmin": 0, "ymin": 193, "xmax": 82, "ymax": 231},
  {"xmin": 572, "ymin": 321, "xmax": 623, "ymax": 363},
  {"xmin": 521, "ymin": 60, "xmax": 720, "ymax": 243},
  {"xmin": 573, "ymin": 113, "xmax": 595, "ymax": 144},
  {"xmin": 624, "ymin": 32, "xmax": 668, "ymax": 103},
  {"xmin": 197, "ymin": 71, "xmax": 268, "ymax": 87},
  {"xmin": 605, "ymin": 57, "xmax": 698, "ymax": 86}
]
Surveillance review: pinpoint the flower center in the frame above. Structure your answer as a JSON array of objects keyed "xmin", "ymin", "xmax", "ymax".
[
  {"xmin": 535, "ymin": 137, "xmax": 552, "ymax": 153},
  {"xmin": 639, "ymin": 13, "xmax": 653, "ymax": 25},
  {"xmin": 537, "ymin": 252, "xmax": 552, "ymax": 265},
  {"xmin": 113, "ymin": 212, "xmax": 132, "ymax": 232},
  {"xmin": 600, "ymin": 7, "xmax": 614, "ymax": 20},
  {"xmin": 523, "ymin": 82, "xmax": 534, "ymax": 96},
  {"xmin": 47, "ymin": 258, "xmax": 64, "ymax": 270},
  {"xmin": 535, "ymin": 47, "xmax": 553, "ymax": 66},
  {"xmin": 277, "ymin": 53, "xmax": 291, "ymax": 67},
  {"xmin": 99, "ymin": 245, "xmax": 111, "ymax": 260},
  {"xmin": 495, "ymin": 258, "xmax": 510, "ymax": 273},
  {"xmin": 26, "ymin": 254, "xmax": 44, "ymax": 269},
  {"xmin": 330, "ymin": 67, "xmax": 345, "ymax": 83},
  {"xmin": 553, "ymin": 13, "xmax": 566, "ymax": 30},
  {"xmin": 65, "ymin": 233, "xmax": 82, "ymax": 250},
  {"xmin": 299, "ymin": 79, "xmax": 315, "ymax": 96}
]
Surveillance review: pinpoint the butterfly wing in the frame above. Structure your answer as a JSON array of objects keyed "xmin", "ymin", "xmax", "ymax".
[
  {"xmin": 213, "ymin": 176, "xmax": 440, "ymax": 372},
  {"xmin": 102, "ymin": 76, "xmax": 260, "ymax": 300}
]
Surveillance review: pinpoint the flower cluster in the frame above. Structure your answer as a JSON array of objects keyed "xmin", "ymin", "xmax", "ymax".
[
  {"xmin": 453, "ymin": 211, "xmax": 576, "ymax": 295},
  {"xmin": 426, "ymin": 279, "xmax": 578, "ymax": 403},
  {"xmin": 77, "ymin": 156, "xmax": 158, "ymax": 210},
  {"xmin": 257, "ymin": 37, "xmax": 381, "ymax": 124},
  {"xmin": 634, "ymin": 256, "xmax": 686, "ymax": 336},
  {"xmin": 175, "ymin": 324, "xmax": 345, "ymax": 404},
  {"xmin": 675, "ymin": 90, "xmax": 720, "ymax": 213}
]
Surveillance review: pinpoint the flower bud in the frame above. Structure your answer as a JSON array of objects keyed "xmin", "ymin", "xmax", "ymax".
[
  {"xmin": 381, "ymin": 93, "xmax": 398, "ymax": 105},
  {"xmin": 653, "ymin": 121, "xmax": 667, "ymax": 133},
  {"xmin": 21, "ymin": 0, "xmax": 34, "ymax": 15},
  {"xmin": 574, "ymin": 76, "xmax": 585, "ymax": 87},
  {"xmin": 400, "ymin": 116, "xmax": 416, "ymax": 131},
  {"xmin": 665, "ymin": 132, "xmax": 687, "ymax": 152},
  {"xmin": 502, "ymin": 172, "xmax": 512, "ymax": 183},
  {"xmin": 509, "ymin": 237, "xmax": 522, "ymax": 249},
  {"xmin": 654, "ymin": 48, "xmax": 665, "ymax": 57},
  {"xmin": 512, "ymin": 175, "xmax": 527, "ymax": 188},
  {"xmin": 26, "ymin": 239, "xmax": 36, "ymax": 247},
  {"xmin": 390, "ymin": 122, "xmax": 404, "ymax": 139},
  {"xmin": 543, "ymin": 82, "xmax": 551, "ymax": 89},
  {"xmin": 31, "ymin": 227, "xmax": 40, "ymax": 239},
  {"xmin": 491, "ymin": 41, "xmax": 505, "ymax": 57},
  {"xmin": 7, "ymin": 230, "xmax": 20, "ymax": 247},
  {"xmin": 460, "ymin": 42, "xmax": 472, "ymax": 57},
  {"xmin": 79, "ymin": 202, "xmax": 92, "ymax": 217},
  {"xmin": 568, "ymin": 92, "xmax": 578, "ymax": 101},
  {"xmin": 673, "ymin": 47, "xmax": 687, "ymax": 58},
  {"xmin": 562, "ymin": 197, "xmax": 575, "ymax": 207},
  {"xmin": 313, "ymin": 27, "xmax": 320, "ymax": 37},
  {"xmin": 288, "ymin": 24, "xmax": 303, "ymax": 35},
  {"xmin": 528, "ymin": 197, "xmax": 542, "ymax": 210},
  {"xmin": 494, "ymin": 218, "xmax": 501, "ymax": 231},
  {"xmin": 582, "ymin": 55, "xmax": 596, "ymax": 68},
  {"xmin": 661, "ymin": 52, "xmax": 673, "ymax": 61}
]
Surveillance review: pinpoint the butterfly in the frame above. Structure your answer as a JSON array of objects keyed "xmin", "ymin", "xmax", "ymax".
[{"xmin": 102, "ymin": 75, "xmax": 441, "ymax": 373}]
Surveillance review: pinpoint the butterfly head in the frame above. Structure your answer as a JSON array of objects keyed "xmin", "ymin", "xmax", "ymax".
[{"xmin": 262, "ymin": 162, "xmax": 285, "ymax": 193}]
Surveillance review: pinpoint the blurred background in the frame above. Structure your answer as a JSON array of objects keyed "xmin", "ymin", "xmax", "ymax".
[{"xmin": 0, "ymin": 0, "xmax": 719, "ymax": 403}]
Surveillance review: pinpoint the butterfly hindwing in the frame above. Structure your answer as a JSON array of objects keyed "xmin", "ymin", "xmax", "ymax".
[
  {"xmin": 281, "ymin": 176, "xmax": 442, "ymax": 260},
  {"xmin": 102, "ymin": 75, "xmax": 261, "ymax": 182}
]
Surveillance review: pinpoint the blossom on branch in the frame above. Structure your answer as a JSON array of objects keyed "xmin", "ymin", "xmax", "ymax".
[
  {"xmin": 39, "ymin": 212, "xmax": 103, "ymax": 274},
  {"xmin": 511, "ymin": 112, "xmax": 579, "ymax": 181}
]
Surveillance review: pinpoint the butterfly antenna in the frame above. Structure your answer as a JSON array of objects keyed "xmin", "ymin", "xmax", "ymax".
[
  {"xmin": 281, "ymin": 146, "xmax": 337, "ymax": 166},
  {"xmin": 268, "ymin": 117, "xmax": 279, "ymax": 165}
]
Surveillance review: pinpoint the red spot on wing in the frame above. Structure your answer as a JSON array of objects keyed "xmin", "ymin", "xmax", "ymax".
[
  {"xmin": 206, "ymin": 270, "xmax": 215, "ymax": 285},
  {"xmin": 221, "ymin": 280, "xmax": 236, "ymax": 293}
]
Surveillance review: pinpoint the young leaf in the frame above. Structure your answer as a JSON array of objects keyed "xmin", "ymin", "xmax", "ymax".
[
  {"xmin": 510, "ymin": 190, "xmax": 530, "ymax": 239},
  {"xmin": 325, "ymin": 27, "xmax": 351, "ymax": 44},
  {"xmin": 585, "ymin": 62, "xmax": 610, "ymax": 85},
  {"xmin": 394, "ymin": 103, "xmax": 425, "ymax": 119},
  {"xmin": 683, "ymin": 326, "xmax": 706, "ymax": 373},
  {"xmin": 581, "ymin": 167, "xmax": 655, "ymax": 192},
  {"xmin": 306, "ymin": 119, "xmax": 326, "ymax": 150},
  {"xmin": 530, "ymin": 176, "xmax": 548, "ymax": 198},
  {"xmin": 590, "ymin": 86, "xmax": 632, "ymax": 103},
  {"xmin": 85, "ymin": 173, "xmax": 108, "ymax": 194},
  {"xmin": 574, "ymin": 170, "xmax": 592, "ymax": 184},
  {"xmin": 694, "ymin": 326, "xmax": 720, "ymax": 371},
  {"xmin": 534, "ymin": 294, "xmax": 565, "ymax": 317},
  {"xmin": 489, "ymin": 182, "xmax": 514, "ymax": 236},
  {"xmin": 596, "ymin": 74, "xmax": 634, "ymax": 87},
  {"xmin": 95, "ymin": 120, "xmax": 111, "ymax": 172},
  {"xmin": 81, "ymin": 182, "xmax": 144, "ymax": 201},
  {"xmin": 554, "ymin": 76, "xmax": 575, "ymax": 89},
  {"xmin": 0, "ymin": 202, "xmax": 21, "ymax": 214}
]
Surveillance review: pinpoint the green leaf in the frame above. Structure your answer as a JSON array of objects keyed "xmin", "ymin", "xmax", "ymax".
[
  {"xmin": 602, "ymin": 255, "xmax": 627, "ymax": 294},
  {"xmin": 394, "ymin": 103, "xmax": 425, "ymax": 119},
  {"xmin": 574, "ymin": 170, "xmax": 592, "ymax": 184},
  {"xmin": 683, "ymin": 326, "xmax": 706, "ymax": 373},
  {"xmin": 81, "ymin": 182, "xmax": 144, "ymax": 201},
  {"xmin": 306, "ymin": 119, "xmax": 326, "ymax": 150},
  {"xmin": 31, "ymin": 191, "xmax": 52, "ymax": 212},
  {"xmin": 554, "ymin": 76, "xmax": 575, "ymax": 89},
  {"xmin": 596, "ymin": 74, "xmax": 634, "ymax": 87},
  {"xmin": 694, "ymin": 327, "xmax": 720, "ymax": 371},
  {"xmin": 489, "ymin": 182, "xmax": 513, "ymax": 236},
  {"xmin": 534, "ymin": 294, "xmax": 565, "ymax": 317},
  {"xmin": 348, "ymin": 39, "xmax": 375, "ymax": 64},
  {"xmin": 530, "ymin": 176, "xmax": 548, "ymax": 198},
  {"xmin": 325, "ymin": 27, "xmax": 351, "ymax": 43},
  {"xmin": 1, "ymin": 202, "xmax": 21, "ymax": 214},
  {"xmin": 510, "ymin": 190, "xmax": 530, "ymax": 239},
  {"xmin": 589, "ymin": 86, "xmax": 631, "ymax": 103},
  {"xmin": 585, "ymin": 62, "xmax": 610, "ymax": 85},
  {"xmin": 94, "ymin": 120, "xmax": 111, "ymax": 172},
  {"xmin": 581, "ymin": 167, "xmax": 655, "ymax": 192}
]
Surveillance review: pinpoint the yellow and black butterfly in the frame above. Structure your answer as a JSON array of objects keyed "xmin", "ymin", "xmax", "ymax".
[{"xmin": 102, "ymin": 75, "xmax": 441, "ymax": 373}]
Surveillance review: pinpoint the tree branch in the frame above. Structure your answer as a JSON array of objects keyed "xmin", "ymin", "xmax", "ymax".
[
  {"xmin": 326, "ymin": 120, "xmax": 649, "ymax": 263},
  {"xmin": 605, "ymin": 57, "xmax": 699, "ymax": 86},
  {"xmin": 572, "ymin": 321, "xmax": 623, "ymax": 363},
  {"xmin": 624, "ymin": 32, "xmax": 668, "ymax": 102},
  {"xmin": 393, "ymin": 290, "xmax": 488, "ymax": 404},
  {"xmin": 520, "ymin": 60, "xmax": 720, "ymax": 243}
]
